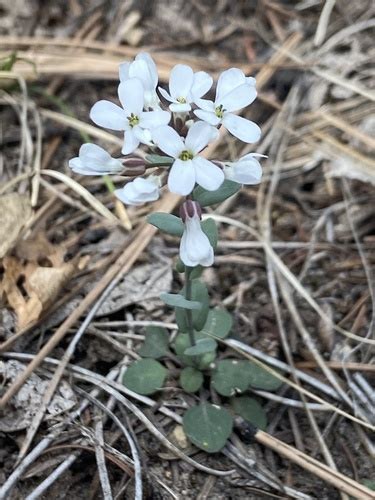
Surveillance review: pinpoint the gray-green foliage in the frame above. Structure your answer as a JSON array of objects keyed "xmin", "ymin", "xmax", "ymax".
[
  {"xmin": 192, "ymin": 180, "xmax": 240, "ymax": 207},
  {"xmin": 231, "ymin": 396, "xmax": 267, "ymax": 430},
  {"xmin": 138, "ymin": 326, "xmax": 169, "ymax": 359},
  {"xmin": 122, "ymin": 359, "xmax": 167, "ymax": 395},
  {"xmin": 180, "ymin": 367, "xmax": 203, "ymax": 393},
  {"xmin": 175, "ymin": 279, "xmax": 209, "ymax": 332},
  {"xmin": 183, "ymin": 403, "xmax": 233, "ymax": 453}
]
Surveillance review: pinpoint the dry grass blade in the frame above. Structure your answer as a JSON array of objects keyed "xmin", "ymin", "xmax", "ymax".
[{"xmin": 40, "ymin": 169, "xmax": 119, "ymax": 224}]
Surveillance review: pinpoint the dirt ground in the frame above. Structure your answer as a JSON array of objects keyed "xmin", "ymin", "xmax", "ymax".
[{"xmin": 0, "ymin": 0, "xmax": 374, "ymax": 499}]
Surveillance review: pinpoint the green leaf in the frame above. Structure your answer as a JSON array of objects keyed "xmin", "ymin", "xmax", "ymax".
[
  {"xmin": 138, "ymin": 326, "xmax": 169, "ymax": 359},
  {"xmin": 147, "ymin": 212, "xmax": 184, "ymax": 236},
  {"xmin": 197, "ymin": 351, "xmax": 216, "ymax": 370},
  {"xmin": 184, "ymin": 338, "xmax": 217, "ymax": 356},
  {"xmin": 173, "ymin": 333, "xmax": 217, "ymax": 368},
  {"xmin": 145, "ymin": 154, "xmax": 174, "ymax": 166},
  {"xmin": 231, "ymin": 396, "xmax": 267, "ymax": 430},
  {"xmin": 211, "ymin": 360, "xmax": 251, "ymax": 397},
  {"xmin": 246, "ymin": 362, "xmax": 283, "ymax": 391},
  {"xmin": 201, "ymin": 308, "xmax": 233, "ymax": 339},
  {"xmin": 122, "ymin": 359, "xmax": 167, "ymax": 395},
  {"xmin": 175, "ymin": 280, "xmax": 209, "ymax": 332},
  {"xmin": 192, "ymin": 180, "xmax": 240, "ymax": 207},
  {"xmin": 160, "ymin": 292, "xmax": 202, "ymax": 310},
  {"xmin": 180, "ymin": 367, "xmax": 203, "ymax": 393},
  {"xmin": 201, "ymin": 218, "xmax": 218, "ymax": 250},
  {"xmin": 189, "ymin": 265, "xmax": 203, "ymax": 279},
  {"xmin": 183, "ymin": 403, "xmax": 233, "ymax": 453},
  {"xmin": 175, "ymin": 258, "xmax": 185, "ymax": 273}
]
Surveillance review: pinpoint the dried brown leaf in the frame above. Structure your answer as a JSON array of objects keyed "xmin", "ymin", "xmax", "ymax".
[{"xmin": 0, "ymin": 193, "xmax": 32, "ymax": 259}]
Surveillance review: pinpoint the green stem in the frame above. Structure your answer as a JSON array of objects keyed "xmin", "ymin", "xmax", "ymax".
[
  {"xmin": 103, "ymin": 174, "xmax": 116, "ymax": 194},
  {"xmin": 185, "ymin": 267, "xmax": 196, "ymax": 347}
]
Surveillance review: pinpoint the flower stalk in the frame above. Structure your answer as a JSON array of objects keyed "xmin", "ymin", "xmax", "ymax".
[{"xmin": 184, "ymin": 266, "xmax": 196, "ymax": 347}]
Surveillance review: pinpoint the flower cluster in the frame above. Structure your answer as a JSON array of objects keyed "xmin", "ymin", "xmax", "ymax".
[{"xmin": 69, "ymin": 52, "xmax": 264, "ymax": 267}]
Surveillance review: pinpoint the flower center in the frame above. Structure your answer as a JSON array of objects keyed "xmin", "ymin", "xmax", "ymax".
[
  {"xmin": 215, "ymin": 104, "xmax": 225, "ymax": 119},
  {"xmin": 176, "ymin": 96, "xmax": 187, "ymax": 103},
  {"xmin": 179, "ymin": 150, "xmax": 194, "ymax": 161},
  {"xmin": 127, "ymin": 113, "xmax": 140, "ymax": 128}
]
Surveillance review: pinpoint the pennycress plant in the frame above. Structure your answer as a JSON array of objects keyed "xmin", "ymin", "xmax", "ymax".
[{"xmin": 69, "ymin": 53, "xmax": 282, "ymax": 453}]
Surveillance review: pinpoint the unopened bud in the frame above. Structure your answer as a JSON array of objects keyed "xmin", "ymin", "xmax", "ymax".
[
  {"xmin": 122, "ymin": 158, "xmax": 146, "ymax": 177},
  {"xmin": 180, "ymin": 200, "xmax": 202, "ymax": 222}
]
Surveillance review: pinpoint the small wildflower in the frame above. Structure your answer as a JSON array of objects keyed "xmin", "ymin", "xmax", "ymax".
[
  {"xmin": 180, "ymin": 200, "xmax": 214, "ymax": 267},
  {"xmin": 90, "ymin": 78, "xmax": 170, "ymax": 154},
  {"xmin": 159, "ymin": 64, "xmax": 213, "ymax": 113},
  {"xmin": 152, "ymin": 121, "xmax": 224, "ymax": 195},
  {"xmin": 68, "ymin": 143, "xmax": 123, "ymax": 175},
  {"xmin": 115, "ymin": 176, "xmax": 160, "ymax": 206},
  {"xmin": 119, "ymin": 52, "xmax": 160, "ymax": 109},
  {"xmin": 194, "ymin": 68, "xmax": 261, "ymax": 143}
]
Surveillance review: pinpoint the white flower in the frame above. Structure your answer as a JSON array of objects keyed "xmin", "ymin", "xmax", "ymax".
[
  {"xmin": 224, "ymin": 153, "xmax": 265, "ymax": 184},
  {"xmin": 158, "ymin": 64, "xmax": 212, "ymax": 113},
  {"xmin": 115, "ymin": 176, "xmax": 160, "ymax": 206},
  {"xmin": 69, "ymin": 143, "xmax": 123, "ymax": 175},
  {"xmin": 119, "ymin": 52, "xmax": 160, "ymax": 109},
  {"xmin": 90, "ymin": 78, "xmax": 170, "ymax": 155},
  {"xmin": 194, "ymin": 68, "xmax": 261, "ymax": 143},
  {"xmin": 151, "ymin": 121, "xmax": 224, "ymax": 196},
  {"xmin": 180, "ymin": 200, "xmax": 214, "ymax": 267}
]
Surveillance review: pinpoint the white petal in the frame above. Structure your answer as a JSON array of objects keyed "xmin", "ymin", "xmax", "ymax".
[
  {"xmin": 246, "ymin": 76, "xmax": 256, "ymax": 86},
  {"xmin": 118, "ymin": 79, "xmax": 144, "ymax": 115},
  {"xmin": 216, "ymin": 68, "xmax": 246, "ymax": 102},
  {"xmin": 225, "ymin": 156, "xmax": 262, "ymax": 184},
  {"xmin": 222, "ymin": 114, "xmax": 261, "ymax": 143},
  {"xmin": 79, "ymin": 143, "xmax": 111, "ymax": 162},
  {"xmin": 191, "ymin": 71, "xmax": 213, "ymax": 99},
  {"xmin": 119, "ymin": 62, "xmax": 130, "ymax": 81},
  {"xmin": 133, "ymin": 126, "xmax": 153, "ymax": 145},
  {"xmin": 139, "ymin": 110, "xmax": 171, "ymax": 129},
  {"xmin": 194, "ymin": 98, "xmax": 215, "ymax": 111},
  {"xmin": 129, "ymin": 59, "xmax": 154, "ymax": 92},
  {"xmin": 219, "ymin": 83, "xmax": 257, "ymax": 112},
  {"xmin": 158, "ymin": 86, "xmax": 175, "ymax": 103},
  {"xmin": 135, "ymin": 52, "xmax": 158, "ymax": 88},
  {"xmin": 115, "ymin": 176, "xmax": 160, "ymax": 206},
  {"xmin": 180, "ymin": 218, "xmax": 214, "ymax": 267},
  {"xmin": 193, "ymin": 156, "xmax": 224, "ymax": 191},
  {"xmin": 122, "ymin": 130, "xmax": 140, "ymax": 155},
  {"xmin": 90, "ymin": 100, "xmax": 126, "ymax": 130},
  {"xmin": 169, "ymin": 64, "xmax": 194, "ymax": 99},
  {"xmin": 185, "ymin": 121, "xmax": 215, "ymax": 154},
  {"xmin": 193, "ymin": 109, "xmax": 221, "ymax": 126},
  {"xmin": 79, "ymin": 143, "xmax": 123, "ymax": 173},
  {"xmin": 151, "ymin": 126, "xmax": 184, "ymax": 158},
  {"xmin": 168, "ymin": 159, "xmax": 196, "ymax": 195},
  {"xmin": 170, "ymin": 102, "xmax": 192, "ymax": 113}
]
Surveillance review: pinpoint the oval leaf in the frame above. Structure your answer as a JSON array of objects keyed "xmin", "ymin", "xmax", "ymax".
[
  {"xmin": 201, "ymin": 218, "xmax": 218, "ymax": 250},
  {"xmin": 138, "ymin": 326, "xmax": 169, "ymax": 359},
  {"xmin": 122, "ymin": 359, "xmax": 167, "ymax": 395},
  {"xmin": 211, "ymin": 359, "xmax": 250, "ymax": 397},
  {"xmin": 184, "ymin": 338, "xmax": 217, "ymax": 356},
  {"xmin": 192, "ymin": 180, "xmax": 240, "ymax": 207},
  {"xmin": 180, "ymin": 367, "xmax": 203, "ymax": 393},
  {"xmin": 247, "ymin": 362, "xmax": 283, "ymax": 391},
  {"xmin": 145, "ymin": 154, "xmax": 174, "ymax": 166},
  {"xmin": 173, "ymin": 333, "xmax": 217, "ymax": 368},
  {"xmin": 147, "ymin": 213, "xmax": 184, "ymax": 236},
  {"xmin": 183, "ymin": 403, "xmax": 233, "ymax": 453},
  {"xmin": 160, "ymin": 292, "xmax": 201, "ymax": 310},
  {"xmin": 231, "ymin": 396, "xmax": 267, "ymax": 430},
  {"xmin": 201, "ymin": 308, "xmax": 233, "ymax": 339},
  {"xmin": 175, "ymin": 280, "xmax": 209, "ymax": 332}
]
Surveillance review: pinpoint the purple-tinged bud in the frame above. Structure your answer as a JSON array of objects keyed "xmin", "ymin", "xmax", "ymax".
[
  {"xmin": 122, "ymin": 158, "xmax": 146, "ymax": 168},
  {"xmin": 180, "ymin": 200, "xmax": 202, "ymax": 222}
]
